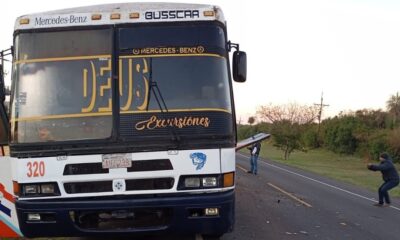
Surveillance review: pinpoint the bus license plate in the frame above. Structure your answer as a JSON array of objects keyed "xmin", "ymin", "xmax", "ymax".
[{"xmin": 102, "ymin": 154, "xmax": 132, "ymax": 169}]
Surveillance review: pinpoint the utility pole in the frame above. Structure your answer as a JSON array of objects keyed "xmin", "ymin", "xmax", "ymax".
[{"xmin": 314, "ymin": 92, "xmax": 329, "ymax": 145}]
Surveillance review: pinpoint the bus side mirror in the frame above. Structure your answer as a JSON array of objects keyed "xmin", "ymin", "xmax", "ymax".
[{"xmin": 233, "ymin": 51, "xmax": 247, "ymax": 82}]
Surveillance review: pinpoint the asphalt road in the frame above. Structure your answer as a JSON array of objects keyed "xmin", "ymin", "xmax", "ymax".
[
  {"xmin": 225, "ymin": 153, "xmax": 400, "ymax": 239},
  {"xmin": 29, "ymin": 153, "xmax": 400, "ymax": 240}
]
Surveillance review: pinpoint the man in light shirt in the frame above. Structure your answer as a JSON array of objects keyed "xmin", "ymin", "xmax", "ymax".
[{"xmin": 247, "ymin": 141, "xmax": 261, "ymax": 175}]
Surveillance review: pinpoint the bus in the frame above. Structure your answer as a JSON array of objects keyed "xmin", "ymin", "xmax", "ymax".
[{"xmin": 0, "ymin": 3, "xmax": 246, "ymax": 238}]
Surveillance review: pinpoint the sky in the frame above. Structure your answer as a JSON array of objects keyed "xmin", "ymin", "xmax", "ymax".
[{"xmin": 1, "ymin": 0, "xmax": 399, "ymax": 121}]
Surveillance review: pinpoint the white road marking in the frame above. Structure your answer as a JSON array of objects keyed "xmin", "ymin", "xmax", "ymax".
[
  {"xmin": 237, "ymin": 153, "xmax": 400, "ymax": 212},
  {"xmin": 236, "ymin": 164, "xmax": 248, "ymax": 173}
]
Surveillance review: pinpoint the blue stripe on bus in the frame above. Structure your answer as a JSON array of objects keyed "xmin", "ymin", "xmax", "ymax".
[{"xmin": 0, "ymin": 201, "xmax": 11, "ymax": 217}]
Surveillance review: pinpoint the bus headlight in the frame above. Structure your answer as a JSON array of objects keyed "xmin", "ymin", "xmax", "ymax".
[
  {"xmin": 20, "ymin": 182, "xmax": 60, "ymax": 197},
  {"xmin": 184, "ymin": 178, "xmax": 201, "ymax": 188},
  {"xmin": 202, "ymin": 177, "xmax": 217, "ymax": 187},
  {"xmin": 40, "ymin": 184, "xmax": 56, "ymax": 194},
  {"xmin": 23, "ymin": 185, "xmax": 40, "ymax": 195},
  {"xmin": 178, "ymin": 173, "xmax": 234, "ymax": 190}
]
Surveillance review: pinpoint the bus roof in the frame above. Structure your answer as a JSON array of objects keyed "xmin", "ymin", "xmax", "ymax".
[{"xmin": 14, "ymin": 2, "xmax": 225, "ymax": 31}]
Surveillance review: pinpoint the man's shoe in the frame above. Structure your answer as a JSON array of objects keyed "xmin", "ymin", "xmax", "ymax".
[
  {"xmin": 247, "ymin": 171, "xmax": 252, "ymax": 173},
  {"xmin": 383, "ymin": 203, "xmax": 391, "ymax": 207},
  {"xmin": 373, "ymin": 203, "xmax": 384, "ymax": 207}
]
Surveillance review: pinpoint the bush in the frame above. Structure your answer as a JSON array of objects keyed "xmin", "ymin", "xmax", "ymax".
[
  {"xmin": 236, "ymin": 124, "xmax": 256, "ymax": 140},
  {"xmin": 323, "ymin": 116, "xmax": 359, "ymax": 154},
  {"xmin": 302, "ymin": 127, "xmax": 319, "ymax": 149},
  {"xmin": 255, "ymin": 122, "xmax": 271, "ymax": 135},
  {"xmin": 237, "ymin": 122, "xmax": 272, "ymax": 141},
  {"xmin": 336, "ymin": 125, "xmax": 357, "ymax": 154},
  {"xmin": 367, "ymin": 131, "xmax": 388, "ymax": 161},
  {"xmin": 387, "ymin": 128, "xmax": 400, "ymax": 162}
]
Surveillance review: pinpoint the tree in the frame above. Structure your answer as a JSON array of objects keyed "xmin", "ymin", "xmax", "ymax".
[
  {"xmin": 247, "ymin": 116, "xmax": 256, "ymax": 125},
  {"xmin": 257, "ymin": 102, "xmax": 319, "ymax": 124},
  {"xmin": 257, "ymin": 103, "xmax": 319, "ymax": 159},
  {"xmin": 271, "ymin": 120, "xmax": 305, "ymax": 160},
  {"xmin": 386, "ymin": 92, "xmax": 400, "ymax": 126}
]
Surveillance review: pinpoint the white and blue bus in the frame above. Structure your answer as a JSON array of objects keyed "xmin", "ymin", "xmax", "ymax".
[{"xmin": 0, "ymin": 2, "xmax": 246, "ymax": 238}]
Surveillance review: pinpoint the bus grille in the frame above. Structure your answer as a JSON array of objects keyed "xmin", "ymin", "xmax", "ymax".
[
  {"xmin": 127, "ymin": 159, "xmax": 173, "ymax": 172},
  {"xmin": 64, "ymin": 181, "xmax": 112, "ymax": 194},
  {"xmin": 64, "ymin": 178, "xmax": 174, "ymax": 194},
  {"xmin": 126, "ymin": 178, "xmax": 174, "ymax": 190},
  {"xmin": 63, "ymin": 163, "xmax": 109, "ymax": 175},
  {"xmin": 73, "ymin": 208, "xmax": 172, "ymax": 230}
]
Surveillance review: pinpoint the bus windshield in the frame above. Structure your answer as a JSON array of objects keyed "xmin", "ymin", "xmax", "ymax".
[
  {"xmin": 11, "ymin": 29, "xmax": 113, "ymax": 143},
  {"xmin": 117, "ymin": 24, "xmax": 232, "ymax": 140},
  {"xmin": 10, "ymin": 24, "xmax": 232, "ymax": 144}
]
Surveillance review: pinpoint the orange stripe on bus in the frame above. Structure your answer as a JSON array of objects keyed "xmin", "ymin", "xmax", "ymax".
[
  {"xmin": 0, "ymin": 184, "xmax": 15, "ymax": 203},
  {"xmin": 0, "ymin": 221, "xmax": 19, "ymax": 238}
]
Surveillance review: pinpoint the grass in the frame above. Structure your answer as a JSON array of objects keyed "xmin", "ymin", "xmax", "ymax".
[{"xmin": 249, "ymin": 142, "xmax": 400, "ymax": 197}]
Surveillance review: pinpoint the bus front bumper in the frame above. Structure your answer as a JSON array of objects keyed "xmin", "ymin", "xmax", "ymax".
[{"xmin": 16, "ymin": 190, "xmax": 234, "ymax": 238}]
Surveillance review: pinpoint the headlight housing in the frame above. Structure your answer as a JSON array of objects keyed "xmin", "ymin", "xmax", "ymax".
[
  {"xmin": 178, "ymin": 172, "xmax": 234, "ymax": 190},
  {"xmin": 18, "ymin": 182, "xmax": 61, "ymax": 197}
]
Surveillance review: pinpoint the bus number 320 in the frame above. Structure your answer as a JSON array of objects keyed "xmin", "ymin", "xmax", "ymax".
[{"xmin": 27, "ymin": 161, "xmax": 45, "ymax": 177}]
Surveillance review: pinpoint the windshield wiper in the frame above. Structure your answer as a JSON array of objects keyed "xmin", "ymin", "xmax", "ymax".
[
  {"xmin": 146, "ymin": 58, "xmax": 167, "ymax": 112},
  {"xmin": 145, "ymin": 58, "xmax": 181, "ymax": 147}
]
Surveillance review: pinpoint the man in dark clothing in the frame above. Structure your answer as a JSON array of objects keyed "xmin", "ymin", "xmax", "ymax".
[
  {"xmin": 367, "ymin": 153, "xmax": 400, "ymax": 206},
  {"xmin": 247, "ymin": 141, "xmax": 261, "ymax": 175}
]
